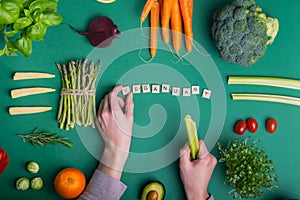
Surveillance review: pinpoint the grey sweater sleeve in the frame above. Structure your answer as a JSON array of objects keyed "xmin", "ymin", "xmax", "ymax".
[{"xmin": 77, "ymin": 169, "xmax": 127, "ymax": 200}]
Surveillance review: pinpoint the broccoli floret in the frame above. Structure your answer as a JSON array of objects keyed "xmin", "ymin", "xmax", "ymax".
[{"xmin": 211, "ymin": 0, "xmax": 279, "ymax": 66}]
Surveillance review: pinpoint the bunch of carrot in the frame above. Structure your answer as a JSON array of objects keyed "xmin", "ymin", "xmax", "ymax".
[{"xmin": 140, "ymin": 0, "xmax": 194, "ymax": 59}]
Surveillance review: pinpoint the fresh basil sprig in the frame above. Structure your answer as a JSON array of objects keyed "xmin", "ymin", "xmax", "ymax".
[{"xmin": 0, "ymin": 0, "xmax": 63, "ymax": 57}]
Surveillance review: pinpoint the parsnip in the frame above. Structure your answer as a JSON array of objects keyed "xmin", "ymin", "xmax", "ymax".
[
  {"xmin": 9, "ymin": 107, "xmax": 52, "ymax": 115},
  {"xmin": 13, "ymin": 72, "xmax": 55, "ymax": 80},
  {"xmin": 11, "ymin": 87, "xmax": 55, "ymax": 98}
]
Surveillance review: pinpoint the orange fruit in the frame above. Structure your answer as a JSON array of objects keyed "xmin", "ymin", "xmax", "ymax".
[{"xmin": 54, "ymin": 168, "xmax": 86, "ymax": 199}]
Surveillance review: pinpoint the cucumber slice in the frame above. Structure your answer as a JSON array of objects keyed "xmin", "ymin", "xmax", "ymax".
[{"xmin": 184, "ymin": 115, "xmax": 199, "ymax": 160}]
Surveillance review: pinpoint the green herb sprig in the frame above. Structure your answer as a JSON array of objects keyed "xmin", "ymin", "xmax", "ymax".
[
  {"xmin": 218, "ymin": 137, "xmax": 279, "ymax": 199},
  {"xmin": 17, "ymin": 128, "xmax": 73, "ymax": 148},
  {"xmin": 0, "ymin": 0, "xmax": 63, "ymax": 57}
]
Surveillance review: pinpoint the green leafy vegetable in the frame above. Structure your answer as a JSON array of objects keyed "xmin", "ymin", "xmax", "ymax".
[
  {"xmin": 0, "ymin": 0, "xmax": 63, "ymax": 57},
  {"xmin": 218, "ymin": 137, "xmax": 279, "ymax": 199},
  {"xmin": 17, "ymin": 128, "xmax": 73, "ymax": 148},
  {"xmin": 211, "ymin": 0, "xmax": 279, "ymax": 66}
]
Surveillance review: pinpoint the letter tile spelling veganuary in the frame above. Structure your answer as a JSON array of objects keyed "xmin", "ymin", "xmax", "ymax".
[
  {"xmin": 121, "ymin": 84, "xmax": 211, "ymax": 99},
  {"xmin": 142, "ymin": 84, "xmax": 151, "ymax": 93},
  {"xmin": 132, "ymin": 85, "xmax": 141, "ymax": 94},
  {"xmin": 152, "ymin": 85, "xmax": 160, "ymax": 93},
  {"xmin": 172, "ymin": 87, "xmax": 180, "ymax": 96},
  {"xmin": 183, "ymin": 88, "xmax": 191, "ymax": 97}
]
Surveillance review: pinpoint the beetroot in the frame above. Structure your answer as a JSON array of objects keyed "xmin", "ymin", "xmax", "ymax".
[{"xmin": 66, "ymin": 16, "xmax": 120, "ymax": 48}]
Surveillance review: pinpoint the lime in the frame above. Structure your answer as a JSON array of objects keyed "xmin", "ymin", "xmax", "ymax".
[
  {"xmin": 96, "ymin": 0, "xmax": 116, "ymax": 3},
  {"xmin": 16, "ymin": 177, "xmax": 30, "ymax": 190},
  {"xmin": 31, "ymin": 177, "xmax": 43, "ymax": 190},
  {"xmin": 27, "ymin": 161, "xmax": 39, "ymax": 174}
]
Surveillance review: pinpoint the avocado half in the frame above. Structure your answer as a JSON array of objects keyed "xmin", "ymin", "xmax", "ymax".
[{"xmin": 141, "ymin": 182, "xmax": 165, "ymax": 200}]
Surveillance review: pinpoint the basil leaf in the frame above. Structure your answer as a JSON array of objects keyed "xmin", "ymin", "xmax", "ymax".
[
  {"xmin": 14, "ymin": 36, "xmax": 32, "ymax": 57},
  {"xmin": 0, "ymin": 50, "xmax": 5, "ymax": 57},
  {"xmin": 29, "ymin": 0, "xmax": 46, "ymax": 13},
  {"xmin": 41, "ymin": 11, "xmax": 62, "ymax": 26},
  {"xmin": 0, "ymin": 1, "xmax": 21, "ymax": 24},
  {"xmin": 4, "ymin": 29, "xmax": 19, "ymax": 37},
  {"xmin": 13, "ymin": 17, "xmax": 32, "ymax": 29},
  {"xmin": 24, "ymin": 9, "xmax": 30, "ymax": 17},
  {"xmin": 45, "ymin": 1, "xmax": 57, "ymax": 11},
  {"xmin": 32, "ymin": 10, "xmax": 43, "ymax": 22},
  {"xmin": 22, "ymin": 0, "xmax": 32, "ymax": 8},
  {"xmin": 26, "ymin": 22, "xmax": 47, "ymax": 40},
  {"xmin": 5, "ymin": 48, "xmax": 17, "ymax": 56}
]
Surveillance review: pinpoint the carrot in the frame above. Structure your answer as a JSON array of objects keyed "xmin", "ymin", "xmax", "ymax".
[
  {"xmin": 140, "ymin": 0, "xmax": 156, "ymax": 23},
  {"xmin": 150, "ymin": 1, "xmax": 160, "ymax": 58},
  {"xmin": 179, "ymin": 0, "xmax": 193, "ymax": 52},
  {"xmin": 161, "ymin": 0, "xmax": 174, "ymax": 43},
  {"xmin": 171, "ymin": 0, "xmax": 182, "ymax": 53},
  {"xmin": 188, "ymin": 0, "xmax": 193, "ymax": 18}
]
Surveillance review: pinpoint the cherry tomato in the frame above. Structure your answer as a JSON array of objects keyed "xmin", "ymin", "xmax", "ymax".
[
  {"xmin": 247, "ymin": 118, "xmax": 258, "ymax": 133},
  {"xmin": 234, "ymin": 120, "xmax": 247, "ymax": 135},
  {"xmin": 266, "ymin": 118, "xmax": 277, "ymax": 134}
]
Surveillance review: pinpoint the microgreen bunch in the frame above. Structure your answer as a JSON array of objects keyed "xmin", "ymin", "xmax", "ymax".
[{"xmin": 218, "ymin": 137, "xmax": 279, "ymax": 199}]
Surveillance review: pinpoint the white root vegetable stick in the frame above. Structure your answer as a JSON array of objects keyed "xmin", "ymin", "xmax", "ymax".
[
  {"xmin": 13, "ymin": 72, "xmax": 55, "ymax": 80},
  {"xmin": 11, "ymin": 87, "xmax": 56, "ymax": 99},
  {"xmin": 9, "ymin": 107, "xmax": 52, "ymax": 115}
]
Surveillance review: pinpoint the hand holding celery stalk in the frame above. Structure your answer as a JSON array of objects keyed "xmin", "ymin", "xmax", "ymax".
[{"xmin": 184, "ymin": 115, "xmax": 199, "ymax": 160}]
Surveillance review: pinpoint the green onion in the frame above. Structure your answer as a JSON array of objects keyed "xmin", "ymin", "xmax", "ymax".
[
  {"xmin": 228, "ymin": 76, "xmax": 300, "ymax": 90},
  {"xmin": 231, "ymin": 93, "xmax": 300, "ymax": 107}
]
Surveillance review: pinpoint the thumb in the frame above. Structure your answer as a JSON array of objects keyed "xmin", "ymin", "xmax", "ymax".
[
  {"xmin": 198, "ymin": 140, "xmax": 210, "ymax": 159},
  {"xmin": 179, "ymin": 143, "xmax": 191, "ymax": 165},
  {"xmin": 125, "ymin": 92, "xmax": 134, "ymax": 119}
]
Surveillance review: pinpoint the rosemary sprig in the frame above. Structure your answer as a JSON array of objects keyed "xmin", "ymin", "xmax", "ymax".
[{"xmin": 17, "ymin": 128, "xmax": 73, "ymax": 148}]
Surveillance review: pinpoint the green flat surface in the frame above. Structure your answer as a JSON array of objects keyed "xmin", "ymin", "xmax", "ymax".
[{"xmin": 1, "ymin": 0, "xmax": 300, "ymax": 199}]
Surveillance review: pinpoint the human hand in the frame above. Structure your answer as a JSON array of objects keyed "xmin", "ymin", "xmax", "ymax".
[
  {"xmin": 96, "ymin": 86, "xmax": 134, "ymax": 179},
  {"xmin": 179, "ymin": 140, "xmax": 217, "ymax": 200}
]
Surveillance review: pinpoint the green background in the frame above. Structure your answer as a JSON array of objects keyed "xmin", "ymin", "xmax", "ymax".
[{"xmin": 1, "ymin": 0, "xmax": 300, "ymax": 199}]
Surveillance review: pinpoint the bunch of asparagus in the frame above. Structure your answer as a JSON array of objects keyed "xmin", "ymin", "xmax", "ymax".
[{"xmin": 56, "ymin": 59, "xmax": 100, "ymax": 130}]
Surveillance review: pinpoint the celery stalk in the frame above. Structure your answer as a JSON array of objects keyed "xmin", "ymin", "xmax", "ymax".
[
  {"xmin": 228, "ymin": 76, "xmax": 300, "ymax": 90},
  {"xmin": 231, "ymin": 93, "xmax": 300, "ymax": 107},
  {"xmin": 184, "ymin": 115, "xmax": 199, "ymax": 160}
]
